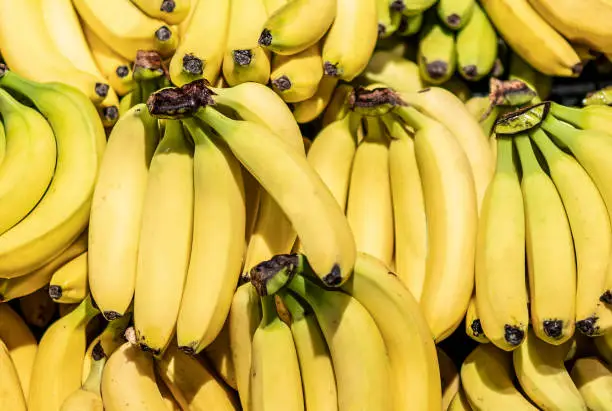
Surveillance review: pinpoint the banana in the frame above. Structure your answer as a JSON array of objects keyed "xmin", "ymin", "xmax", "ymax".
[
  {"xmin": 475, "ymin": 135, "xmax": 528, "ymax": 351},
  {"xmin": 292, "ymin": 76, "xmax": 339, "ymax": 124},
  {"xmin": 346, "ymin": 117, "xmax": 394, "ymax": 266},
  {"xmin": 222, "ymin": 0, "xmax": 270, "ymax": 86},
  {"xmin": 28, "ymin": 296, "xmax": 99, "ymax": 411},
  {"xmin": 156, "ymin": 343, "xmax": 239, "ymax": 410},
  {"xmin": 101, "ymin": 339, "xmax": 168, "ymax": 411},
  {"xmin": 394, "ymin": 0, "xmax": 437, "ymax": 15},
  {"xmin": 97, "ymin": 90, "xmax": 120, "ymax": 129},
  {"xmin": 178, "ymin": 0, "xmax": 199, "ymax": 36},
  {"xmin": 462, "ymin": 344, "xmax": 538, "ymax": 410},
  {"xmin": 449, "ymin": 388, "xmax": 472, "ymax": 411},
  {"xmin": 0, "ymin": 88, "xmax": 56, "ymax": 235},
  {"xmin": 194, "ymin": 106, "xmax": 356, "ymax": 286},
  {"xmin": 0, "ymin": 231, "xmax": 88, "ymax": 302},
  {"xmin": 82, "ymin": 314, "xmax": 131, "ymax": 382},
  {"xmin": 89, "ymin": 104, "xmax": 158, "ymax": 320},
  {"xmin": 322, "ymin": 0, "xmax": 378, "ymax": 81},
  {"xmin": 307, "ymin": 113, "xmax": 360, "ymax": 211},
  {"xmin": 60, "ymin": 343, "xmax": 106, "ymax": 411},
  {"xmin": 130, "ymin": 0, "xmax": 191, "ymax": 24},
  {"xmin": 249, "ymin": 295, "xmax": 304, "ymax": 411},
  {"xmin": 595, "ymin": 332, "xmax": 612, "ymax": 365},
  {"xmin": 383, "ymin": 116, "xmax": 427, "ymax": 300},
  {"xmin": 157, "ymin": 375, "xmax": 182, "ymax": 411},
  {"xmin": 376, "ymin": 0, "xmax": 401, "ymax": 38},
  {"xmin": 175, "ymin": 119, "xmax": 244, "ymax": 354},
  {"xmin": 203, "ymin": 321, "xmax": 237, "ymax": 390},
  {"xmin": 418, "ymin": 12, "xmax": 457, "ymax": 85},
  {"xmin": 321, "ymin": 84, "xmax": 353, "ymax": 127},
  {"xmin": 341, "ymin": 252, "xmax": 443, "ymax": 411},
  {"xmin": 479, "ymin": 0, "xmax": 582, "ymax": 77},
  {"xmin": 456, "ymin": 3, "xmax": 497, "ymax": 81},
  {"xmin": 134, "ymin": 120, "xmax": 194, "ymax": 356},
  {"xmin": 465, "ymin": 293, "xmax": 489, "ymax": 343},
  {"xmin": 83, "ymin": 25, "xmax": 134, "ymax": 97},
  {"xmin": 549, "ymin": 102, "xmax": 612, "ymax": 134},
  {"xmin": 0, "ymin": 124, "xmax": 5, "ymax": 166},
  {"xmin": 73, "ymin": 0, "xmax": 179, "ymax": 60},
  {"xmin": 19, "ymin": 288, "xmax": 56, "ymax": 329},
  {"xmin": 49, "ymin": 252, "xmax": 89, "ymax": 304},
  {"xmin": 438, "ymin": 0, "xmax": 475, "ymax": 29},
  {"xmin": 270, "ymin": 43, "xmax": 324, "ymax": 103},
  {"xmin": 258, "ymin": 0, "xmax": 335, "ymax": 55},
  {"xmin": 263, "ymin": 0, "xmax": 288, "ymax": 15},
  {"xmin": 279, "ymin": 292, "xmax": 337, "ymax": 411},
  {"xmin": 399, "ymin": 87, "xmax": 494, "ymax": 211},
  {"xmin": 570, "ymin": 357, "xmax": 612, "ymax": 410},
  {"xmin": 513, "ymin": 328, "xmax": 586, "ymax": 410},
  {"xmin": 530, "ymin": 127, "xmax": 611, "ymax": 337},
  {"xmin": 229, "ymin": 282, "xmax": 262, "ymax": 411},
  {"xmin": 362, "ymin": 50, "xmax": 424, "ymax": 92},
  {"xmin": 438, "ymin": 347, "xmax": 460, "ymax": 410},
  {"xmin": 0, "ymin": 69, "xmax": 103, "ymax": 278},
  {"xmin": 169, "ymin": 0, "xmax": 230, "ymax": 86},
  {"xmin": 394, "ymin": 106, "xmax": 478, "ymax": 342},
  {"xmin": 584, "ymin": 87, "xmax": 612, "ymax": 106},
  {"xmin": 0, "ymin": 304, "xmax": 37, "ymax": 399},
  {"xmin": 397, "ymin": 12, "xmax": 424, "ymax": 36},
  {"xmin": 0, "ymin": 339, "xmax": 27, "ymax": 411},
  {"xmin": 0, "ymin": 0, "xmax": 109, "ymax": 103},
  {"xmin": 515, "ymin": 132, "xmax": 576, "ymax": 344}
]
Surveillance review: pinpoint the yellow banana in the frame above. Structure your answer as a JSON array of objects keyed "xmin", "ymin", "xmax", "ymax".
[
  {"xmin": 271, "ymin": 43, "xmax": 324, "ymax": 103},
  {"xmin": 438, "ymin": 347, "xmax": 460, "ymax": 410},
  {"xmin": 456, "ymin": 3, "xmax": 497, "ymax": 81},
  {"xmin": 570, "ymin": 357, "xmax": 612, "ymax": 410},
  {"xmin": 49, "ymin": 252, "xmax": 89, "ymax": 304},
  {"xmin": 437, "ymin": 0, "xmax": 475, "ymax": 30},
  {"xmin": 130, "ymin": 0, "xmax": 191, "ymax": 24},
  {"xmin": 19, "ymin": 288, "xmax": 56, "ymax": 329},
  {"xmin": 60, "ymin": 343, "xmax": 106, "ymax": 411},
  {"xmin": 203, "ymin": 321, "xmax": 237, "ymax": 390},
  {"xmin": 0, "ymin": 339, "xmax": 27, "ymax": 411},
  {"xmin": 466, "ymin": 293, "xmax": 490, "ymax": 344},
  {"xmin": 449, "ymin": 387, "xmax": 473, "ymax": 411},
  {"xmin": 89, "ymin": 104, "xmax": 159, "ymax": 320},
  {"xmin": 362, "ymin": 50, "xmax": 424, "ymax": 92},
  {"xmin": 418, "ymin": 10, "xmax": 457, "ymax": 84},
  {"xmin": 82, "ymin": 314, "xmax": 132, "ymax": 382},
  {"xmin": 292, "ymin": 76, "xmax": 339, "ymax": 124},
  {"xmin": 157, "ymin": 374, "xmax": 182, "ymax": 411},
  {"xmin": 97, "ymin": 89, "xmax": 120, "ymax": 129}
]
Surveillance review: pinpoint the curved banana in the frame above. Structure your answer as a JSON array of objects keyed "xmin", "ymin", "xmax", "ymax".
[
  {"xmin": 394, "ymin": 106, "xmax": 478, "ymax": 342},
  {"xmin": 28, "ymin": 297, "xmax": 99, "ymax": 411},
  {"xmin": 570, "ymin": 357, "xmax": 612, "ymax": 410},
  {"xmin": 60, "ymin": 343, "xmax": 106, "ymax": 411},
  {"xmin": 513, "ymin": 328, "xmax": 586, "ymax": 410},
  {"xmin": 271, "ymin": 43, "xmax": 323, "ymax": 103},
  {"xmin": 259, "ymin": 0, "xmax": 335, "ymax": 55},
  {"xmin": 19, "ymin": 288, "xmax": 56, "ymax": 329},
  {"xmin": 156, "ymin": 343, "xmax": 239, "ymax": 410},
  {"xmin": 376, "ymin": 0, "xmax": 402, "ymax": 38},
  {"xmin": 82, "ymin": 314, "xmax": 131, "ymax": 382},
  {"xmin": 280, "ymin": 293, "xmax": 337, "ymax": 411},
  {"xmin": 49, "ymin": 252, "xmax": 88, "ymax": 304},
  {"xmin": 342, "ymin": 252, "xmax": 443, "ymax": 411},
  {"xmin": 346, "ymin": 117, "xmax": 394, "ymax": 266},
  {"xmin": 134, "ymin": 120, "xmax": 194, "ymax": 356},
  {"xmin": 89, "ymin": 104, "xmax": 158, "ymax": 320},
  {"xmin": 461, "ymin": 344, "xmax": 538, "ymax": 410},
  {"xmin": 476, "ymin": 135, "xmax": 528, "ymax": 350},
  {"xmin": 549, "ymin": 103, "xmax": 612, "ymax": 138},
  {"xmin": 418, "ymin": 12, "xmax": 456, "ymax": 85},
  {"xmin": 456, "ymin": 3, "xmax": 497, "ymax": 81},
  {"xmin": 479, "ymin": 0, "xmax": 582, "ymax": 77},
  {"xmin": 0, "ymin": 339, "xmax": 27, "ymax": 411},
  {"xmin": 0, "ymin": 69, "xmax": 102, "ymax": 278},
  {"xmin": 169, "ymin": 0, "xmax": 230, "ymax": 86},
  {"xmin": 466, "ymin": 293, "xmax": 489, "ymax": 343},
  {"xmin": 0, "ymin": 304, "xmax": 37, "ymax": 399},
  {"xmin": 203, "ymin": 321, "xmax": 237, "ymax": 390},
  {"xmin": 383, "ymin": 116, "xmax": 427, "ymax": 300},
  {"xmin": 249, "ymin": 295, "xmax": 304, "ymax": 411},
  {"xmin": 130, "ymin": 0, "xmax": 191, "ymax": 24},
  {"xmin": 438, "ymin": 347, "xmax": 460, "ymax": 410},
  {"xmin": 437, "ymin": 0, "xmax": 475, "ymax": 30},
  {"xmin": 0, "ymin": 88, "xmax": 56, "ymax": 235},
  {"xmin": 322, "ymin": 0, "xmax": 378, "ymax": 81},
  {"xmin": 362, "ymin": 50, "xmax": 423, "ymax": 92},
  {"xmin": 195, "ymin": 107, "xmax": 356, "ymax": 286},
  {"xmin": 292, "ymin": 76, "xmax": 339, "ymax": 124}
]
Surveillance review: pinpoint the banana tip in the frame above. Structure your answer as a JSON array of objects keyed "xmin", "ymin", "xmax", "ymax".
[
  {"xmin": 48, "ymin": 285, "xmax": 62, "ymax": 300},
  {"xmin": 258, "ymin": 29, "xmax": 272, "ymax": 47},
  {"xmin": 232, "ymin": 49, "xmax": 253, "ymax": 67},
  {"xmin": 182, "ymin": 54, "xmax": 204, "ymax": 75},
  {"xmin": 542, "ymin": 319, "xmax": 564, "ymax": 339},
  {"xmin": 504, "ymin": 324, "xmax": 525, "ymax": 346},
  {"xmin": 576, "ymin": 317, "xmax": 600, "ymax": 337},
  {"xmin": 95, "ymin": 83, "xmax": 109, "ymax": 98},
  {"xmin": 161, "ymin": 0, "xmax": 176, "ymax": 12}
]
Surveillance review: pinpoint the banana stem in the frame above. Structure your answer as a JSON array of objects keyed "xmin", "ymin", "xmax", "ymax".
[
  {"xmin": 495, "ymin": 136, "xmax": 516, "ymax": 175},
  {"xmin": 363, "ymin": 117, "xmax": 386, "ymax": 142},
  {"xmin": 278, "ymin": 291, "xmax": 307, "ymax": 322},
  {"xmin": 529, "ymin": 128, "xmax": 560, "ymax": 161},
  {"xmin": 195, "ymin": 106, "xmax": 233, "ymax": 136},
  {"xmin": 82, "ymin": 342, "xmax": 107, "ymax": 395},
  {"xmin": 0, "ymin": 88, "xmax": 22, "ymax": 114},
  {"xmin": 394, "ymin": 105, "xmax": 433, "ymax": 131},
  {"xmin": 540, "ymin": 115, "xmax": 578, "ymax": 147},
  {"xmin": 549, "ymin": 102, "xmax": 585, "ymax": 129},
  {"xmin": 514, "ymin": 133, "xmax": 541, "ymax": 175},
  {"xmin": 249, "ymin": 255, "xmax": 300, "ymax": 297},
  {"xmin": 382, "ymin": 114, "xmax": 413, "ymax": 140},
  {"xmin": 259, "ymin": 295, "xmax": 279, "ymax": 327}
]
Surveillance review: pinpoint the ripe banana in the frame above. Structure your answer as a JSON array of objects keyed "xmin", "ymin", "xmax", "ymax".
[
  {"xmin": 89, "ymin": 104, "xmax": 158, "ymax": 320},
  {"xmin": 418, "ymin": 12, "xmax": 456, "ymax": 85},
  {"xmin": 438, "ymin": 347, "xmax": 460, "ymax": 410},
  {"xmin": 169, "ymin": 0, "xmax": 230, "ymax": 86},
  {"xmin": 0, "ymin": 304, "xmax": 37, "ymax": 399},
  {"xmin": 0, "ymin": 339, "xmax": 27, "ymax": 411},
  {"xmin": 456, "ymin": 3, "xmax": 497, "ymax": 81},
  {"xmin": 346, "ymin": 117, "xmax": 394, "ymax": 266},
  {"xmin": 465, "ymin": 293, "xmax": 489, "ymax": 343},
  {"xmin": 530, "ymin": 127, "xmax": 611, "ymax": 337},
  {"xmin": 383, "ymin": 116, "xmax": 427, "ymax": 300},
  {"xmin": 570, "ymin": 357, "xmax": 612, "ymax": 410},
  {"xmin": 342, "ymin": 252, "xmax": 443, "ymax": 411},
  {"xmin": 322, "ymin": 0, "xmax": 378, "ymax": 81},
  {"xmin": 259, "ymin": 0, "xmax": 335, "ymax": 55},
  {"xmin": 0, "ymin": 69, "xmax": 103, "ymax": 278},
  {"xmin": 479, "ymin": 0, "xmax": 582, "ymax": 77},
  {"xmin": 222, "ymin": 0, "xmax": 270, "ymax": 86},
  {"xmin": 60, "ymin": 343, "xmax": 106, "ymax": 411},
  {"xmin": 0, "ymin": 88, "xmax": 56, "ymax": 235},
  {"xmin": 249, "ymin": 295, "xmax": 304, "ymax": 411},
  {"xmin": 279, "ymin": 292, "xmax": 337, "ymax": 411},
  {"xmin": 203, "ymin": 321, "xmax": 237, "ymax": 390},
  {"xmin": 515, "ymin": 132, "xmax": 576, "ymax": 344},
  {"xmin": 195, "ymin": 107, "xmax": 356, "ymax": 286},
  {"xmin": 101, "ymin": 340, "xmax": 168, "ymax": 411},
  {"xmin": 156, "ymin": 343, "xmax": 239, "ymax": 410},
  {"xmin": 362, "ymin": 50, "xmax": 424, "ymax": 92},
  {"xmin": 19, "ymin": 288, "xmax": 56, "ymax": 329},
  {"xmin": 130, "ymin": 0, "xmax": 191, "ymax": 24},
  {"xmin": 513, "ymin": 328, "xmax": 586, "ymax": 410},
  {"xmin": 461, "ymin": 344, "xmax": 538, "ymax": 410},
  {"xmin": 394, "ymin": 106, "xmax": 478, "ymax": 342},
  {"xmin": 229, "ymin": 282, "xmax": 262, "ymax": 411},
  {"xmin": 448, "ymin": 388, "xmax": 472, "ymax": 411},
  {"xmin": 270, "ymin": 43, "xmax": 323, "ymax": 103},
  {"xmin": 476, "ymin": 135, "xmax": 528, "ymax": 351},
  {"xmin": 134, "ymin": 120, "xmax": 194, "ymax": 356},
  {"xmin": 176, "ymin": 119, "xmax": 245, "ymax": 354},
  {"xmin": 49, "ymin": 252, "xmax": 88, "ymax": 304},
  {"xmin": 437, "ymin": 0, "xmax": 475, "ymax": 30},
  {"xmin": 550, "ymin": 102, "xmax": 612, "ymax": 135},
  {"xmin": 28, "ymin": 296, "xmax": 99, "ymax": 411},
  {"xmin": 292, "ymin": 76, "xmax": 339, "ymax": 124},
  {"xmin": 82, "ymin": 314, "xmax": 132, "ymax": 382}
]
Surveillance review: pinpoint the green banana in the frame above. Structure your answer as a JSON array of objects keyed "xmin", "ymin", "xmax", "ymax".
[
  {"xmin": 456, "ymin": 3, "xmax": 497, "ymax": 81},
  {"xmin": 418, "ymin": 11, "xmax": 457, "ymax": 84}
]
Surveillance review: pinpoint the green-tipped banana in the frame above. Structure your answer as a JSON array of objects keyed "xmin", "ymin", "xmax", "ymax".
[
  {"xmin": 60, "ymin": 342, "xmax": 106, "ymax": 411},
  {"xmin": 456, "ymin": 3, "xmax": 497, "ymax": 81},
  {"xmin": 397, "ymin": 13, "xmax": 423, "ymax": 36},
  {"xmin": 437, "ymin": 0, "xmax": 475, "ymax": 29},
  {"xmin": 418, "ymin": 11, "xmax": 457, "ymax": 84}
]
